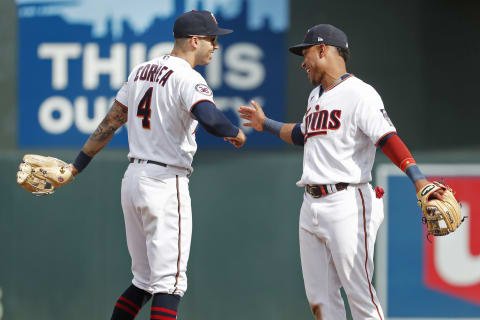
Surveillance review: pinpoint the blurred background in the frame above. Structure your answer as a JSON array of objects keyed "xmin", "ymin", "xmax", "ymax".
[{"xmin": 1, "ymin": 0, "xmax": 479, "ymax": 319}]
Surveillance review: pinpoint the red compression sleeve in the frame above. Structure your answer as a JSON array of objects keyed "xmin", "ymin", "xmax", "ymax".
[{"xmin": 380, "ymin": 134, "xmax": 416, "ymax": 172}]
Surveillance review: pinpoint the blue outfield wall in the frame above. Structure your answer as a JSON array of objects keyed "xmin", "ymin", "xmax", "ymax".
[
  {"xmin": 15, "ymin": 0, "xmax": 287, "ymax": 149},
  {"xmin": 375, "ymin": 163, "xmax": 480, "ymax": 319}
]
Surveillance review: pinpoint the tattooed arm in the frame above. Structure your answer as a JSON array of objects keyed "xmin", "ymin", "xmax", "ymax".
[
  {"xmin": 70, "ymin": 100, "xmax": 128, "ymax": 175},
  {"xmin": 82, "ymin": 100, "xmax": 128, "ymax": 156}
]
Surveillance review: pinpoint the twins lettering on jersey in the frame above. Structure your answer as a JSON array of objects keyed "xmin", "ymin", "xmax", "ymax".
[
  {"xmin": 304, "ymin": 105, "xmax": 342, "ymax": 140},
  {"xmin": 134, "ymin": 63, "xmax": 174, "ymax": 86}
]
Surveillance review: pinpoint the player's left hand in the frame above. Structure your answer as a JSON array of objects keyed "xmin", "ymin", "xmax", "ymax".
[
  {"xmin": 68, "ymin": 163, "xmax": 79, "ymax": 176},
  {"xmin": 17, "ymin": 154, "xmax": 74, "ymax": 195},
  {"xmin": 224, "ymin": 129, "xmax": 246, "ymax": 148},
  {"xmin": 417, "ymin": 181, "xmax": 464, "ymax": 236},
  {"xmin": 415, "ymin": 179, "xmax": 445, "ymax": 200}
]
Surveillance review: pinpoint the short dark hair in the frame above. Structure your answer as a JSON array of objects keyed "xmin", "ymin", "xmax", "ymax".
[{"xmin": 337, "ymin": 47, "xmax": 350, "ymax": 63}]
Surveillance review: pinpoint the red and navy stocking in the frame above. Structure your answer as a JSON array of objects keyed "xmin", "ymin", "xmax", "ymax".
[
  {"xmin": 111, "ymin": 284, "xmax": 152, "ymax": 320},
  {"xmin": 150, "ymin": 293, "xmax": 180, "ymax": 320}
]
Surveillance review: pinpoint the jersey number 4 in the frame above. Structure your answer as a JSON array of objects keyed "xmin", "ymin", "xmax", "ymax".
[{"xmin": 137, "ymin": 87, "xmax": 153, "ymax": 129}]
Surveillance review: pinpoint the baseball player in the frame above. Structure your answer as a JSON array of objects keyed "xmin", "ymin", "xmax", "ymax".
[
  {"xmin": 239, "ymin": 24, "xmax": 442, "ymax": 319},
  {"xmin": 69, "ymin": 10, "xmax": 246, "ymax": 320}
]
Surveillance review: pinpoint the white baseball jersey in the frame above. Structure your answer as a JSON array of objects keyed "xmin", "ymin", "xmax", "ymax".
[
  {"xmin": 297, "ymin": 74, "xmax": 396, "ymax": 186},
  {"xmin": 116, "ymin": 55, "xmax": 215, "ymax": 173}
]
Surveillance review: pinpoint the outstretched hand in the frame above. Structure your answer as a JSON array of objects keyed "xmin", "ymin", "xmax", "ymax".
[
  {"xmin": 238, "ymin": 100, "xmax": 266, "ymax": 132},
  {"xmin": 224, "ymin": 129, "xmax": 247, "ymax": 148}
]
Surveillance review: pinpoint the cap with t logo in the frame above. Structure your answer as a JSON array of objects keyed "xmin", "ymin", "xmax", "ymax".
[
  {"xmin": 173, "ymin": 10, "xmax": 233, "ymax": 38},
  {"xmin": 289, "ymin": 24, "xmax": 348, "ymax": 56}
]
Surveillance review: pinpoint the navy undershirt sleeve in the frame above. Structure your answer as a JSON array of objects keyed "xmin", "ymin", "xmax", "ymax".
[
  {"xmin": 191, "ymin": 101, "xmax": 239, "ymax": 138},
  {"xmin": 291, "ymin": 123, "xmax": 304, "ymax": 146},
  {"xmin": 377, "ymin": 132, "xmax": 396, "ymax": 148}
]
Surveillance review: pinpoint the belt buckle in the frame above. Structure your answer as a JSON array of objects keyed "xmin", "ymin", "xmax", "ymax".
[
  {"xmin": 307, "ymin": 183, "xmax": 348, "ymax": 198},
  {"xmin": 307, "ymin": 185, "xmax": 322, "ymax": 198}
]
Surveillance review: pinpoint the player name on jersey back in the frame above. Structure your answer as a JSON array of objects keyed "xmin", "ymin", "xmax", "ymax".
[
  {"xmin": 133, "ymin": 63, "xmax": 174, "ymax": 86},
  {"xmin": 116, "ymin": 55, "xmax": 214, "ymax": 173}
]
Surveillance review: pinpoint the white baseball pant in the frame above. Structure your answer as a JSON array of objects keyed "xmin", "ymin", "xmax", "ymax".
[
  {"xmin": 299, "ymin": 183, "xmax": 385, "ymax": 320},
  {"xmin": 121, "ymin": 161, "xmax": 192, "ymax": 296}
]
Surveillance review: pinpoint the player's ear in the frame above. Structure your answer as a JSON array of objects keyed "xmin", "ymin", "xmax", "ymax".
[
  {"xmin": 189, "ymin": 36, "xmax": 200, "ymax": 49},
  {"xmin": 317, "ymin": 44, "xmax": 326, "ymax": 59}
]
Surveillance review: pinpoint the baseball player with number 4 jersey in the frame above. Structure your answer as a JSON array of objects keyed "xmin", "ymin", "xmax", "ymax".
[
  {"xmin": 239, "ymin": 24, "xmax": 443, "ymax": 319},
  {"xmin": 68, "ymin": 10, "xmax": 246, "ymax": 320}
]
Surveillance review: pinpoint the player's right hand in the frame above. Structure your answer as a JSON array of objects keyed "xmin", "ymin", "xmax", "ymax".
[
  {"xmin": 224, "ymin": 129, "xmax": 246, "ymax": 148},
  {"xmin": 238, "ymin": 100, "xmax": 266, "ymax": 132}
]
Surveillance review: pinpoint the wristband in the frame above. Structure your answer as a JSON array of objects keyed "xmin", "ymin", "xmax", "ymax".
[
  {"xmin": 405, "ymin": 165, "xmax": 426, "ymax": 183},
  {"xmin": 73, "ymin": 151, "xmax": 92, "ymax": 173},
  {"xmin": 263, "ymin": 118, "xmax": 284, "ymax": 137}
]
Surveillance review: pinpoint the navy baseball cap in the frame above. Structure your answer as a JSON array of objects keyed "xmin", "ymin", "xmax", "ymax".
[
  {"xmin": 173, "ymin": 10, "xmax": 233, "ymax": 38},
  {"xmin": 289, "ymin": 24, "xmax": 348, "ymax": 56}
]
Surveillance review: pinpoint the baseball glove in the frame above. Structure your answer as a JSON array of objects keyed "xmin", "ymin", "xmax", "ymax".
[
  {"xmin": 417, "ymin": 181, "xmax": 464, "ymax": 236},
  {"xmin": 16, "ymin": 154, "xmax": 74, "ymax": 195}
]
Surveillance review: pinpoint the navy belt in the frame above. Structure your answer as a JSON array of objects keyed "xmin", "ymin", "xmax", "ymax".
[
  {"xmin": 129, "ymin": 158, "xmax": 167, "ymax": 167},
  {"xmin": 306, "ymin": 183, "xmax": 349, "ymax": 198}
]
